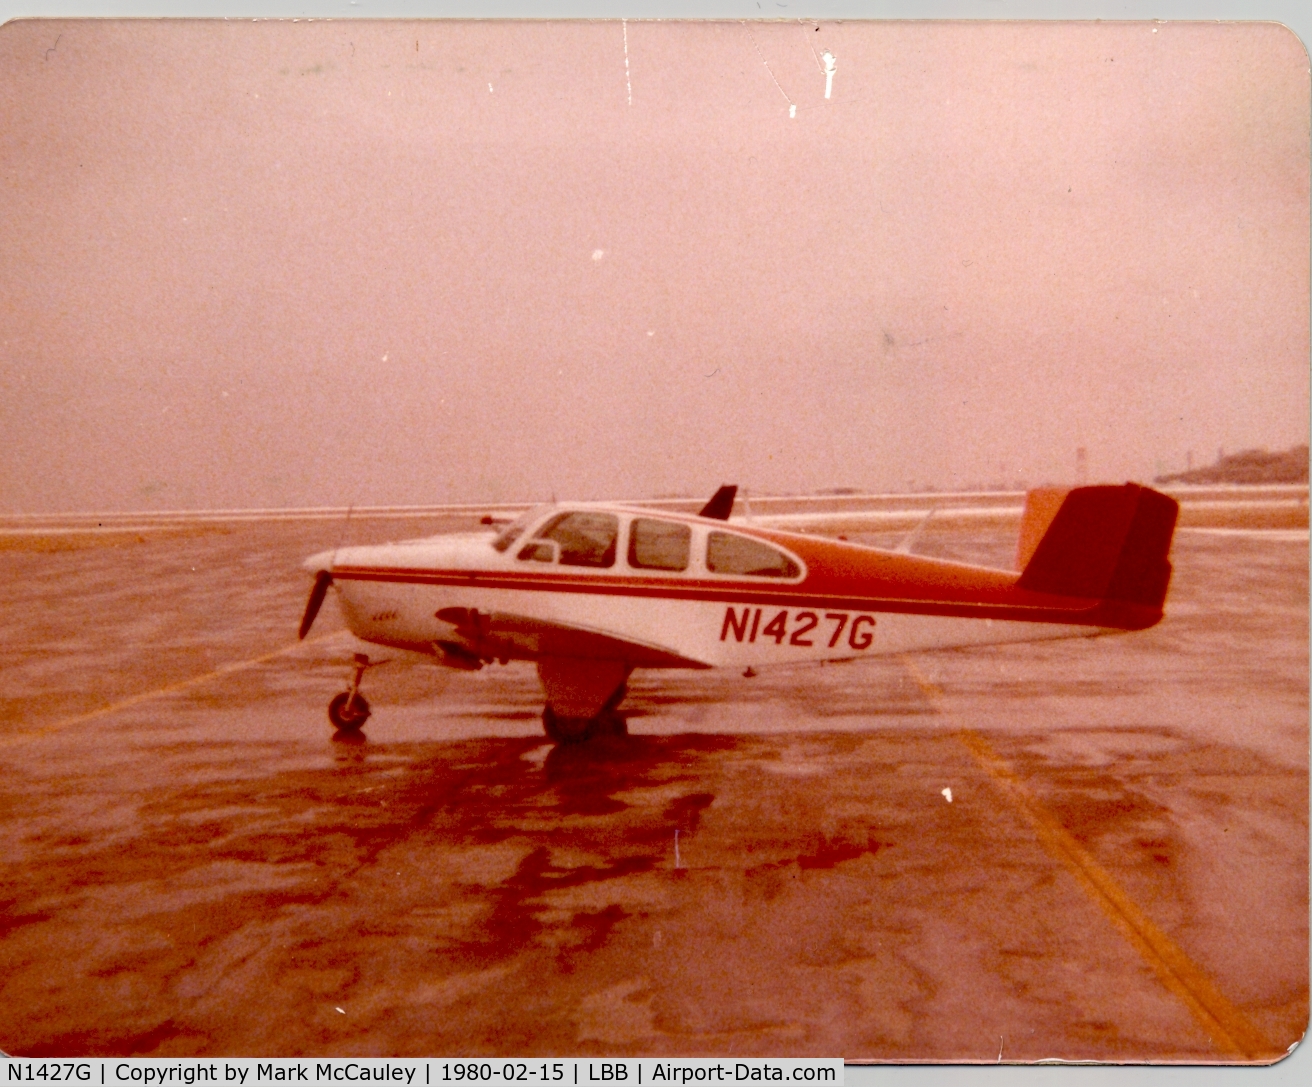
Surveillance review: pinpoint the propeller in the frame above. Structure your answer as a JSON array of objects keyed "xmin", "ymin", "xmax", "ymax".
[
  {"xmin": 299, "ymin": 504, "xmax": 354, "ymax": 640},
  {"xmin": 299, "ymin": 569, "xmax": 333, "ymax": 640}
]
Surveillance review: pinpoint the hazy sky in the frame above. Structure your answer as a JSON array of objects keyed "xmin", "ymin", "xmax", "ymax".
[{"xmin": 1, "ymin": 18, "xmax": 1307, "ymax": 511}]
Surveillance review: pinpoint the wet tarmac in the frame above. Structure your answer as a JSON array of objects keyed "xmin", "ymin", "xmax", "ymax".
[{"xmin": 0, "ymin": 517, "xmax": 1305, "ymax": 1060}]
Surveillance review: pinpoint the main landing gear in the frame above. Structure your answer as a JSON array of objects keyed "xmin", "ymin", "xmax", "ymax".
[
  {"xmin": 537, "ymin": 658, "xmax": 631, "ymax": 745},
  {"xmin": 328, "ymin": 652, "xmax": 372, "ymax": 733},
  {"xmin": 542, "ymin": 697, "xmax": 629, "ymax": 744}
]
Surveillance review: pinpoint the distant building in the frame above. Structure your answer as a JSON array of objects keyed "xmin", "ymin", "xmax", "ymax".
[{"xmin": 1156, "ymin": 446, "xmax": 1309, "ymax": 485}]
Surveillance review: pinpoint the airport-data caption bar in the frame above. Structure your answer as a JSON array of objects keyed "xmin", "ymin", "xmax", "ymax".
[{"xmin": 3, "ymin": 1061, "xmax": 843, "ymax": 1087}]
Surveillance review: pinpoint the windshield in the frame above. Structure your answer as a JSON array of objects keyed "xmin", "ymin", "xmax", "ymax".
[
  {"xmin": 531, "ymin": 511, "xmax": 619, "ymax": 568},
  {"xmin": 491, "ymin": 506, "xmax": 549, "ymax": 552}
]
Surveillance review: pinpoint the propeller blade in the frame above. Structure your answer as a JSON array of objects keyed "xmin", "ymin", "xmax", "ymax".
[{"xmin": 299, "ymin": 570, "xmax": 333, "ymax": 640}]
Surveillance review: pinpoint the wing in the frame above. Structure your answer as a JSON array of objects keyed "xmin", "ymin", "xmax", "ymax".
[{"xmin": 433, "ymin": 606, "xmax": 709, "ymax": 669}]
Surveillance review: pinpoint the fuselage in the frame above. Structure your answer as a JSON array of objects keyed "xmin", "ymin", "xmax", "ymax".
[{"xmin": 306, "ymin": 503, "xmax": 1155, "ymax": 671}]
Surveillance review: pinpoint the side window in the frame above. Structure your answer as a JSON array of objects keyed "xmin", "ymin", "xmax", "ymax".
[
  {"xmin": 517, "ymin": 540, "xmax": 557, "ymax": 563},
  {"xmin": 706, "ymin": 531, "xmax": 799, "ymax": 578},
  {"xmin": 628, "ymin": 518, "xmax": 691, "ymax": 572},
  {"xmin": 531, "ymin": 511, "xmax": 619, "ymax": 568}
]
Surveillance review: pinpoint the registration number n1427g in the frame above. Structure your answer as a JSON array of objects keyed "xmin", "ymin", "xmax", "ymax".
[{"xmin": 720, "ymin": 607, "xmax": 875, "ymax": 649}]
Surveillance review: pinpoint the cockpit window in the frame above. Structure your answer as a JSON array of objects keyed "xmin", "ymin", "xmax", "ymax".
[
  {"xmin": 492, "ymin": 506, "xmax": 547, "ymax": 552},
  {"xmin": 532, "ymin": 511, "xmax": 619, "ymax": 568},
  {"xmin": 706, "ymin": 531, "xmax": 799, "ymax": 578},
  {"xmin": 628, "ymin": 518, "xmax": 690, "ymax": 571}
]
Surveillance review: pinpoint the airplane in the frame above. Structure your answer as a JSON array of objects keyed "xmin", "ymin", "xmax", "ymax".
[{"xmin": 297, "ymin": 482, "xmax": 1179, "ymax": 742}]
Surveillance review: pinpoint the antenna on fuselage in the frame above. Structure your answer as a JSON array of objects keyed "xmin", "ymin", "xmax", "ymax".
[
  {"xmin": 896, "ymin": 507, "xmax": 936, "ymax": 554},
  {"xmin": 331, "ymin": 503, "xmax": 355, "ymax": 570}
]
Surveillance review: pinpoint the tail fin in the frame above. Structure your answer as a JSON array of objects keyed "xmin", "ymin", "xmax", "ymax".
[
  {"xmin": 1015, "ymin": 488, "xmax": 1068, "ymax": 570},
  {"xmin": 1016, "ymin": 484, "xmax": 1179, "ymax": 613},
  {"xmin": 698, "ymin": 485, "xmax": 738, "ymax": 520}
]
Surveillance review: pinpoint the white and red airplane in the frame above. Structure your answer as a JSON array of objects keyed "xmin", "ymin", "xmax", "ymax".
[{"xmin": 298, "ymin": 483, "xmax": 1178, "ymax": 742}]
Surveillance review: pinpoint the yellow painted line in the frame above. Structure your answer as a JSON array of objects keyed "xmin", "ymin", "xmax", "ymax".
[
  {"xmin": 0, "ymin": 631, "xmax": 347, "ymax": 751},
  {"xmin": 901, "ymin": 655, "xmax": 1277, "ymax": 1062}
]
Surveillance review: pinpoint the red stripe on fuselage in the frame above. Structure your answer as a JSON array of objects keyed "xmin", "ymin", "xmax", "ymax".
[{"xmin": 329, "ymin": 565, "xmax": 1148, "ymax": 628}]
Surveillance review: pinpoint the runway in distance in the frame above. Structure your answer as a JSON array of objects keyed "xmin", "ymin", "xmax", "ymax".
[{"xmin": 298, "ymin": 482, "xmax": 1180, "ymax": 742}]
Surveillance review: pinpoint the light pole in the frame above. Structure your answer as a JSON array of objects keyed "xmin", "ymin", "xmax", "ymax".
[{"xmin": 822, "ymin": 51, "xmax": 837, "ymax": 99}]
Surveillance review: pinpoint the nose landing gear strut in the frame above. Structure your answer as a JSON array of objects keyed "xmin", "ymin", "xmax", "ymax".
[{"xmin": 328, "ymin": 652, "xmax": 372, "ymax": 733}]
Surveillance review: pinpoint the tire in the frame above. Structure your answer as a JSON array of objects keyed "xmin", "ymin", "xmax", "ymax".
[
  {"xmin": 542, "ymin": 705, "xmax": 594, "ymax": 744},
  {"xmin": 542, "ymin": 705, "xmax": 629, "ymax": 743},
  {"xmin": 328, "ymin": 691, "xmax": 371, "ymax": 732},
  {"xmin": 598, "ymin": 682, "xmax": 628, "ymax": 737},
  {"xmin": 599, "ymin": 709, "xmax": 629, "ymax": 737}
]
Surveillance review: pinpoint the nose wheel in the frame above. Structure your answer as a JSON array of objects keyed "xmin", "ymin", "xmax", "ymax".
[{"xmin": 328, "ymin": 653, "xmax": 372, "ymax": 733}]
